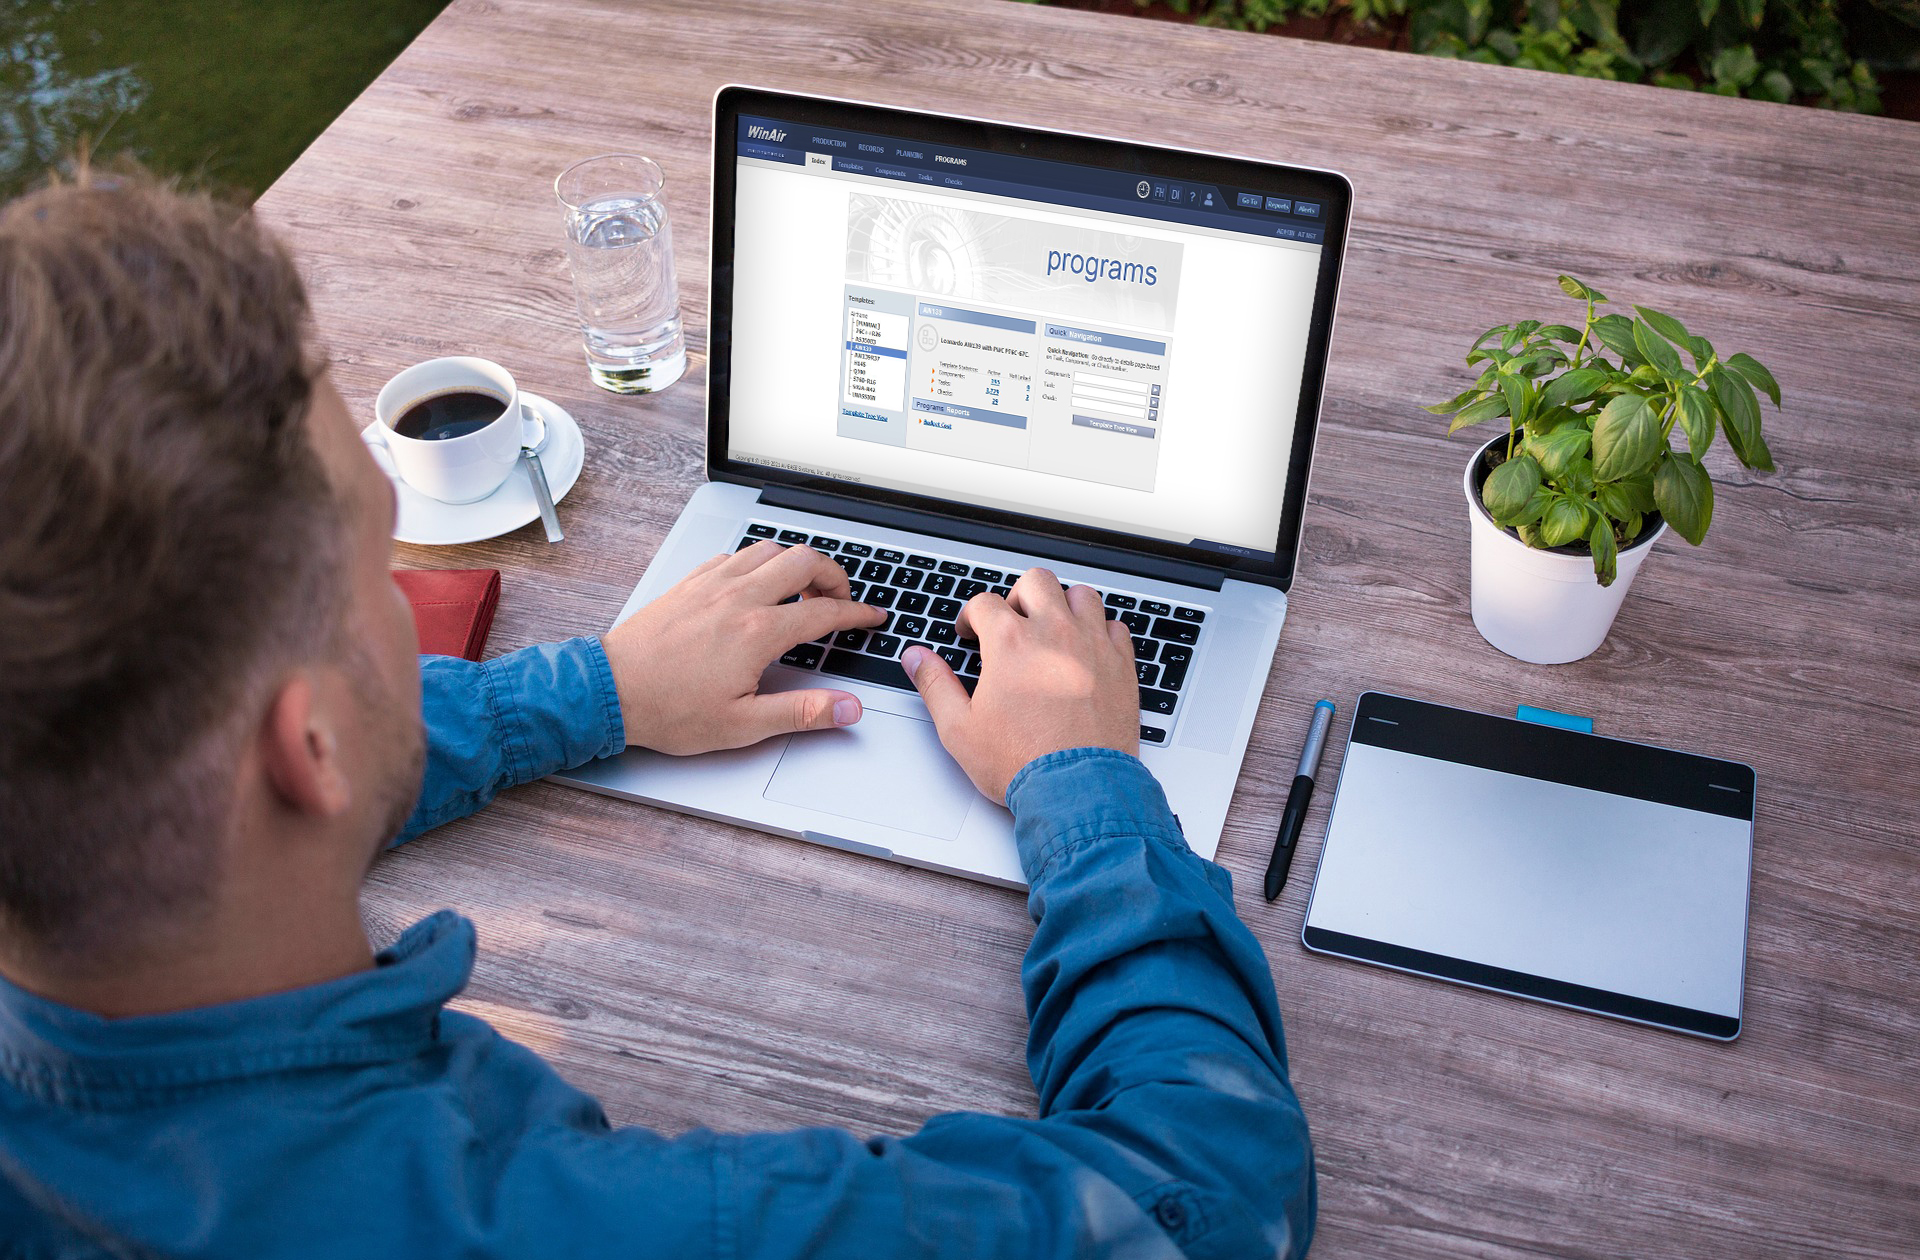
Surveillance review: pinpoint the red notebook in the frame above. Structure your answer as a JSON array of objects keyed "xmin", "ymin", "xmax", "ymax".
[{"xmin": 394, "ymin": 568, "xmax": 501, "ymax": 661}]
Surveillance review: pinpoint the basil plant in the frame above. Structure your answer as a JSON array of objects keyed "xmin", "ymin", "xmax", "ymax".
[{"xmin": 1426, "ymin": 276, "xmax": 1782, "ymax": 585}]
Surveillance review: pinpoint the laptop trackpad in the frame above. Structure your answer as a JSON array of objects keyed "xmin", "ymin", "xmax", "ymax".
[{"xmin": 762, "ymin": 710, "xmax": 976, "ymax": 841}]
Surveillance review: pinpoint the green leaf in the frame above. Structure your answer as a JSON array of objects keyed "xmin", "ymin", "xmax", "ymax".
[
  {"xmin": 1708, "ymin": 367, "xmax": 1775, "ymax": 471},
  {"xmin": 1592, "ymin": 393, "xmax": 1662, "ymax": 481},
  {"xmin": 1423, "ymin": 385, "xmax": 1485, "ymax": 415},
  {"xmin": 1697, "ymin": 0, "xmax": 1721, "ymax": 25},
  {"xmin": 1593, "ymin": 313, "xmax": 1643, "ymax": 365},
  {"xmin": 1448, "ymin": 392, "xmax": 1509, "ymax": 434},
  {"xmin": 1595, "ymin": 477, "xmax": 1652, "ymax": 522},
  {"xmin": 1537, "ymin": 324, "xmax": 1582, "ymax": 343},
  {"xmin": 1540, "ymin": 497, "xmax": 1590, "ymax": 547},
  {"xmin": 1686, "ymin": 334, "xmax": 1716, "ymax": 368},
  {"xmin": 1726, "ymin": 352, "xmax": 1781, "ymax": 407},
  {"xmin": 1499, "ymin": 375, "xmax": 1534, "ymax": 427},
  {"xmin": 1654, "ymin": 452, "xmax": 1714, "ymax": 545},
  {"xmin": 1528, "ymin": 404, "xmax": 1578, "ymax": 436},
  {"xmin": 1589, "ymin": 516, "xmax": 1619, "ymax": 587},
  {"xmin": 1511, "ymin": 486, "xmax": 1552, "ymax": 527},
  {"xmin": 1711, "ymin": 44, "xmax": 1761, "ymax": 91},
  {"xmin": 1468, "ymin": 324, "xmax": 1509, "ymax": 360},
  {"xmin": 1560, "ymin": 457, "xmax": 1596, "ymax": 499},
  {"xmin": 1528, "ymin": 424, "xmax": 1593, "ymax": 480},
  {"xmin": 1558, "ymin": 275, "xmax": 1593, "ymax": 300},
  {"xmin": 1633, "ymin": 305, "xmax": 1692, "ymax": 351},
  {"xmin": 1675, "ymin": 387, "xmax": 1717, "ymax": 457},
  {"xmin": 1633, "ymin": 317, "xmax": 1686, "ymax": 380},
  {"xmin": 1483, "ymin": 453, "xmax": 1543, "ymax": 521},
  {"xmin": 1541, "ymin": 367, "xmax": 1608, "ymax": 408}
]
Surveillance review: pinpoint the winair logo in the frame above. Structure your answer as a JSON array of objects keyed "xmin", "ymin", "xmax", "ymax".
[{"xmin": 746, "ymin": 124, "xmax": 787, "ymax": 142}]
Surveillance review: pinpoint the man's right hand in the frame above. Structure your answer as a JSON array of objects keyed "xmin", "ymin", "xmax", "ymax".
[{"xmin": 901, "ymin": 568, "xmax": 1140, "ymax": 803}]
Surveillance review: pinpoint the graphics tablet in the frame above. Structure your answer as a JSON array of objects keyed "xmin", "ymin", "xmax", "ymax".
[{"xmin": 1302, "ymin": 692, "xmax": 1756, "ymax": 1040}]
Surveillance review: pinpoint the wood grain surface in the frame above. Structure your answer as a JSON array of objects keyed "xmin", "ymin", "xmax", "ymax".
[{"xmin": 254, "ymin": 1, "xmax": 1920, "ymax": 1255}]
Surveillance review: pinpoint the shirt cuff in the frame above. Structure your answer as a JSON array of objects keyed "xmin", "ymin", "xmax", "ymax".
[
  {"xmin": 1003, "ymin": 747, "xmax": 1189, "ymax": 886},
  {"xmin": 478, "ymin": 635, "xmax": 627, "ymax": 784}
]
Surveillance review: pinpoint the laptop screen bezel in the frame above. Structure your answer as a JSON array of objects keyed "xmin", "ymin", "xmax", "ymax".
[{"xmin": 706, "ymin": 85, "xmax": 1350, "ymax": 592}]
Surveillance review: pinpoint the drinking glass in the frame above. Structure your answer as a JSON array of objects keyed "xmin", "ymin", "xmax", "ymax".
[{"xmin": 554, "ymin": 154, "xmax": 686, "ymax": 394}]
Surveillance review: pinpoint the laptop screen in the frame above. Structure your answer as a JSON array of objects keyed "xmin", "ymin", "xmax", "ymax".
[{"xmin": 710, "ymin": 90, "xmax": 1348, "ymax": 584}]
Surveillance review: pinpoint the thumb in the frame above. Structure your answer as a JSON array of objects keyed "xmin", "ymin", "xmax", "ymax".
[
  {"xmin": 902, "ymin": 645, "xmax": 970, "ymax": 730},
  {"xmin": 738, "ymin": 687, "xmax": 864, "ymax": 744}
]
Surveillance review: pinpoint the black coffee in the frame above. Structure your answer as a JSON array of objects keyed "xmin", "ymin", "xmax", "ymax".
[{"xmin": 394, "ymin": 389, "xmax": 507, "ymax": 441}]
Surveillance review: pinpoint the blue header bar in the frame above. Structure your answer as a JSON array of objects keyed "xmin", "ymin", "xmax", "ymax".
[
  {"xmin": 1044, "ymin": 324, "xmax": 1167, "ymax": 356},
  {"xmin": 736, "ymin": 114, "xmax": 1325, "ymax": 245},
  {"xmin": 918, "ymin": 302, "xmax": 1036, "ymax": 334}
]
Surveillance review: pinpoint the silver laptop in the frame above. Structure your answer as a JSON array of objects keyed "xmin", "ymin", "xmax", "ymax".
[{"xmin": 554, "ymin": 86, "xmax": 1351, "ymax": 887}]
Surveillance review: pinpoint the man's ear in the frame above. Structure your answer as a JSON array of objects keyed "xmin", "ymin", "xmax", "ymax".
[{"xmin": 259, "ymin": 674, "xmax": 352, "ymax": 818}]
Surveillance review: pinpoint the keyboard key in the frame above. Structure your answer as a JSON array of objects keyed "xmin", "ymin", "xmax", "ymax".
[
  {"xmin": 928, "ymin": 622, "xmax": 957, "ymax": 644},
  {"xmin": 1132, "ymin": 636, "xmax": 1157, "ymax": 660},
  {"xmin": 747, "ymin": 523, "xmax": 777, "ymax": 537},
  {"xmin": 957, "ymin": 579, "xmax": 989, "ymax": 600},
  {"xmin": 906, "ymin": 554, "xmax": 937, "ymax": 569},
  {"xmin": 892, "ymin": 568, "xmax": 923, "ymax": 591},
  {"xmin": 821, "ymin": 648, "xmax": 909, "ymax": 691},
  {"xmin": 780, "ymin": 643, "xmax": 824, "ymax": 669},
  {"xmin": 1151, "ymin": 617, "xmax": 1199, "ymax": 645},
  {"xmin": 1174, "ymin": 606, "xmax": 1206, "ymax": 623},
  {"xmin": 1119, "ymin": 611, "xmax": 1151, "ymax": 635},
  {"xmin": 736, "ymin": 535, "xmax": 758, "ymax": 551},
  {"xmin": 930, "ymin": 597, "xmax": 962, "ymax": 621},
  {"xmin": 1141, "ymin": 600, "xmax": 1171, "ymax": 616},
  {"xmin": 971, "ymin": 566, "xmax": 1003, "ymax": 582},
  {"xmin": 846, "ymin": 580, "xmax": 866, "ymax": 602},
  {"xmin": 809, "ymin": 535, "xmax": 840, "ymax": 551},
  {"xmin": 876, "ymin": 548, "xmax": 905, "ymax": 563},
  {"xmin": 894, "ymin": 615, "xmax": 928, "ymax": 639},
  {"xmin": 963, "ymin": 652, "xmax": 984, "ymax": 676},
  {"xmin": 923, "ymin": 573, "xmax": 955, "ymax": 596},
  {"xmin": 958, "ymin": 634, "xmax": 979, "ymax": 651},
  {"xmin": 833, "ymin": 554, "xmax": 860, "ymax": 575},
  {"xmin": 867, "ymin": 632, "xmax": 902, "ymax": 657},
  {"xmin": 778, "ymin": 529, "xmax": 809, "ymax": 544},
  {"xmin": 1136, "ymin": 661, "xmax": 1160, "ymax": 687},
  {"xmin": 1139, "ymin": 687, "xmax": 1177, "ymax": 716},
  {"xmin": 938, "ymin": 560, "xmax": 969, "ymax": 576},
  {"xmin": 842, "ymin": 542, "xmax": 873, "ymax": 558},
  {"xmin": 990, "ymin": 585, "xmax": 1011, "ymax": 598},
  {"xmin": 834, "ymin": 629, "xmax": 868, "ymax": 650},
  {"xmin": 936, "ymin": 645, "xmax": 968, "ymax": 670},
  {"xmin": 1140, "ymin": 725, "xmax": 1168, "ymax": 744},
  {"xmin": 865, "ymin": 587, "xmax": 896, "ymax": 609},
  {"xmin": 1158, "ymin": 645, "xmax": 1192, "ymax": 691},
  {"xmin": 896, "ymin": 590, "xmax": 929, "ymax": 614},
  {"xmin": 860, "ymin": 560, "xmax": 893, "ymax": 583},
  {"xmin": 869, "ymin": 611, "xmax": 893, "ymax": 632},
  {"xmin": 1104, "ymin": 592, "xmax": 1137, "ymax": 610}
]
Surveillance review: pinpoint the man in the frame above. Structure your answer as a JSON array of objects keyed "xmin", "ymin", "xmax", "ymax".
[{"xmin": 0, "ymin": 167, "xmax": 1313, "ymax": 1257}]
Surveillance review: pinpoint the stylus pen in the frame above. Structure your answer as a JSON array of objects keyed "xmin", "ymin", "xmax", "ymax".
[{"xmin": 1264, "ymin": 700, "xmax": 1336, "ymax": 902}]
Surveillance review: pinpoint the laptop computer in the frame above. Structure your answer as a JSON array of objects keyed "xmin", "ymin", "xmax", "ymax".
[{"xmin": 553, "ymin": 85, "xmax": 1351, "ymax": 887}]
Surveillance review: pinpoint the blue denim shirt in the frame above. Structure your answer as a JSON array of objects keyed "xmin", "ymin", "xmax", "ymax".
[{"xmin": 0, "ymin": 638, "xmax": 1314, "ymax": 1258}]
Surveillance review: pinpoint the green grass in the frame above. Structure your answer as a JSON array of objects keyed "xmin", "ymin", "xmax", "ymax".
[{"xmin": 3, "ymin": 0, "xmax": 449, "ymax": 201}]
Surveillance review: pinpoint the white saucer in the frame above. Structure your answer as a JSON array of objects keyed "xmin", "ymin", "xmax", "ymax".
[{"xmin": 362, "ymin": 392, "xmax": 585, "ymax": 546}]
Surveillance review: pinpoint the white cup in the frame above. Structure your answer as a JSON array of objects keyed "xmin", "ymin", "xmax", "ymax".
[{"xmin": 372, "ymin": 357, "xmax": 527, "ymax": 504}]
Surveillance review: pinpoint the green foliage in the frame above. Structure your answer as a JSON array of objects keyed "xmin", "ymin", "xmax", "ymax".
[
  {"xmin": 1131, "ymin": 0, "xmax": 1894, "ymax": 112},
  {"xmin": 1425, "ymin": 276, "xmax": 1783, "ymax": 584}
]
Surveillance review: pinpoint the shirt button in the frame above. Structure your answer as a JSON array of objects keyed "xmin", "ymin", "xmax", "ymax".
[{"xmin": 1156, "ymin": 1197, "xmax": 1187, "ymax": 1230}]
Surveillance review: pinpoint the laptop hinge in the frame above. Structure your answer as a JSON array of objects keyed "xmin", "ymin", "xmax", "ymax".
[{"xmin": 757, "ymin": 485, "xmax": 1227, "ymax": 591}]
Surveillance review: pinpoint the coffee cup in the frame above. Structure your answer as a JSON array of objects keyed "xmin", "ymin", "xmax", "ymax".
[{"xmin": 371, "ymin": 357, "xmax": 528, "ymax": 504}]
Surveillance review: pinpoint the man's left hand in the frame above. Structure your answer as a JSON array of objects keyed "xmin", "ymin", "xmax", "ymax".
[{"xmin": 601, "ymin": 542, "xmax": 885, "ymax": 754}]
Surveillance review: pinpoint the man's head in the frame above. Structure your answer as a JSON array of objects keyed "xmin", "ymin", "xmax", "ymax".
[{"xmin": 0, "ymin": 164, "xmax": 422, "ymax": 975}]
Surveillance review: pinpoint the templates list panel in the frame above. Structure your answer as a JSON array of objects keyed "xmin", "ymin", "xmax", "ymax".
[{"xmin": 837, "ymin": 193, "xmax": 1182, "ymax": 493}]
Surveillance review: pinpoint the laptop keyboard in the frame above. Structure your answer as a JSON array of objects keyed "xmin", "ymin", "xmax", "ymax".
[{"xmin": 735, "ymin": 522, "xmax": 1208, "ymax": 746}]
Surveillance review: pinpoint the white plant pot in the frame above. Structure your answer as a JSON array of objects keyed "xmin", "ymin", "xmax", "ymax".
[{"xmin": 1465, "ymin": 435, "xmax": 1666, "ymax": 665}]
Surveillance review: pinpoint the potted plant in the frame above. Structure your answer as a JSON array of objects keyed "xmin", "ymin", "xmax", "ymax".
[{"xmin": 1426, "ymin": 276, "xmax": 1782, "ymax": 664}]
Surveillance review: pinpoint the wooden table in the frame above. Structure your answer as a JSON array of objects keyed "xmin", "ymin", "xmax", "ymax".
[{"xmin": 255, "ymin": 1, "xmax": 1920, "ymax": 1254}]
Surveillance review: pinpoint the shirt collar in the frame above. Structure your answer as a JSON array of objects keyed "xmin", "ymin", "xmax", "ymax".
[{"xmin": 0, "ymin": 910, "xmax": 474, "ymax": 1108}]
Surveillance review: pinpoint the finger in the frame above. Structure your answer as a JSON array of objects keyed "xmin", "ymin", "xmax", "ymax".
[
  {"xmin": 717, "ymin": 539, "xmax": 792, "ymax": 577},
  {"xmin": 741, "ymin": 544, "xmax": 852, "ymax": 603},
  {"xmin": 776, "ymin": 593, "xmax": 887, "ymax": 645},
  {"xmin": 734, "ymin": 687, "xmax": 864, "ymax": 745},
  {"xmin": 954, "ymin": 591, "xmax": 1014, "ymax": 643},
  {"xmin": 1065, "ymin": 583, "xmax": 1106, "ymax": 622},
  {"xmin": 689, "ymin": 552, "xmax": 734, "ymax": 579},
  {"xmin": 902, "ymin": 645, "xmax": 971, "ymax": 729},
  {"xmin": 1007, "ymin": 567, "xmax": 1069, "ymax": 619},
  {"xmin": 1107, "ymin": 617, "xmax": 1135, "ymax": 656}
]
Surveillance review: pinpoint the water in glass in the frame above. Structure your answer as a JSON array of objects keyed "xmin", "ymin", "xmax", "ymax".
[{"xmin": 556, "ymin": 156, "xmax": 686, "ymax": 393}]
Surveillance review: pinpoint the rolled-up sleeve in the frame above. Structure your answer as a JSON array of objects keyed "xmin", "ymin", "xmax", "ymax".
[{"xmin": 392, "ymin": 637, "xmax": 625, "ymax": 846}]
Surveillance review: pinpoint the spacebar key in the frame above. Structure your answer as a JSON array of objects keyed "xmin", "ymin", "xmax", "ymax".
[{"xmin": 820, "ymin": 649, "xmax": 912, "ymax": 691}]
